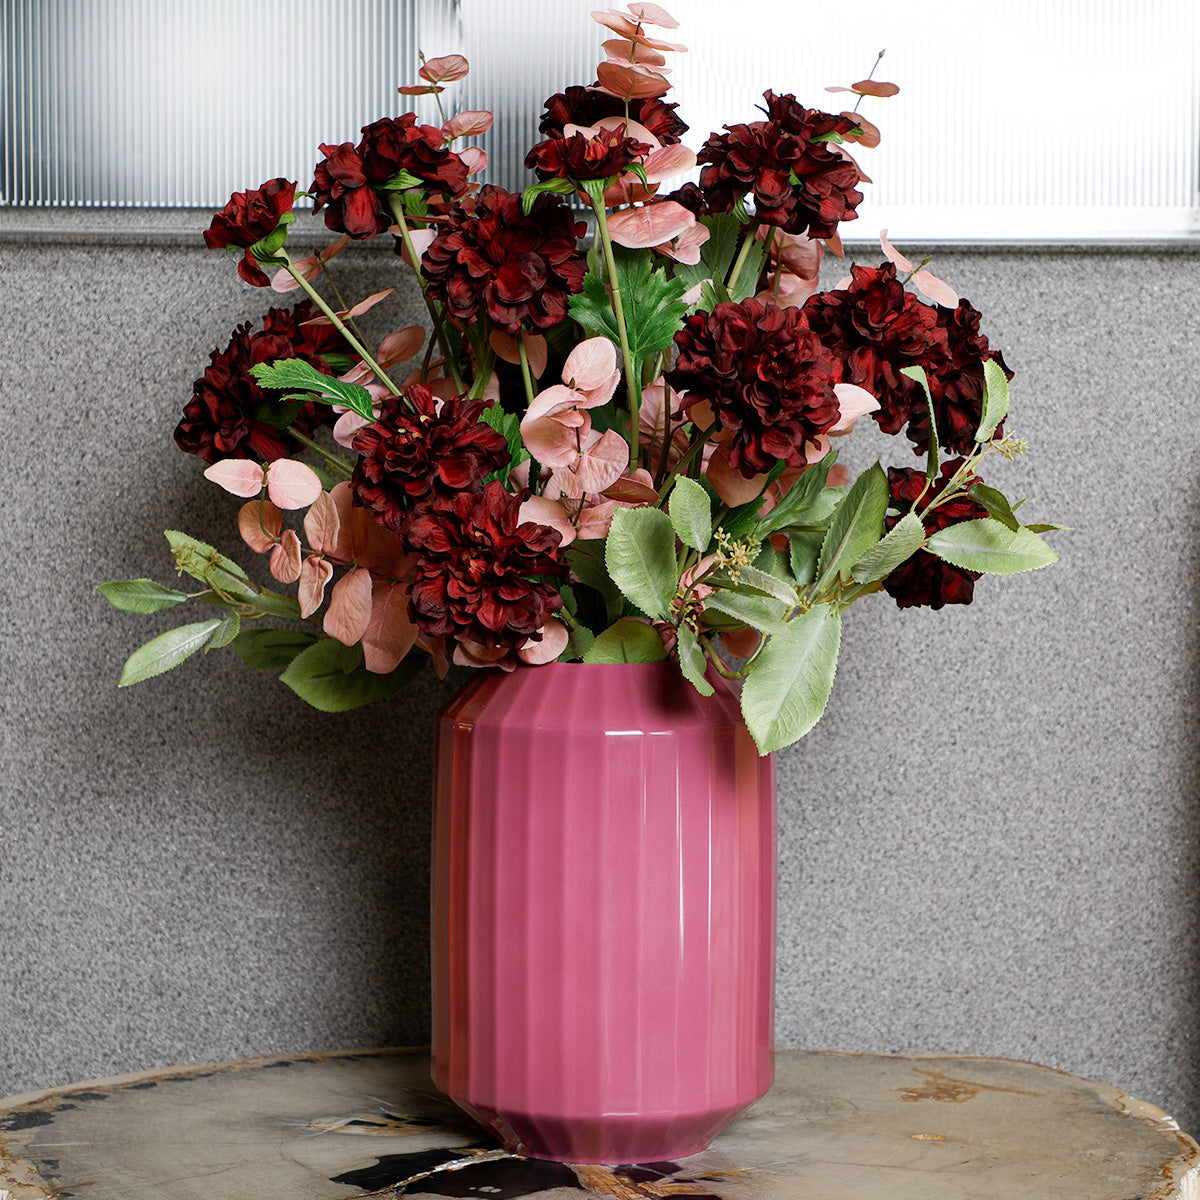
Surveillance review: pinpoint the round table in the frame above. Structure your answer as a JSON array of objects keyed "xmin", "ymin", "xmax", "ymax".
[{"xmin": 0, "ymin": 1049, "xmax": 1195, "ymax": 1199}]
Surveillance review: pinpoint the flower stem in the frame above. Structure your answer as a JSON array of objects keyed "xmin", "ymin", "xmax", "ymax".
[
  {"xmin": 287, "ymin": 426, "xmax": 355, "ymax": 476},
  {"xmin": 517, "ymin": 335, "xmax": 537, "ymax": 409},
  {"xmin": 584, "ymin": 179, "xmax": 642, "ymax": 472},
  {"xmin": 387, "ymin": 194, "xmax": 466, "ymax": 394},
  {"xmin": 657, "ymin": 424, "xmax": 714, "ymax": 501},
  {"xmin": 726, "ymin": 219, "xmax": 762, "ymax": 293},
  {"xmin": 280, "ymin": 253, "xmax": 402, "ymax": 399}
]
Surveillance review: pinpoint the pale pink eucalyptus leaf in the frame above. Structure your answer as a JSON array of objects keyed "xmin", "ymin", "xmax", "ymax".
[
  {"xmin": 832, "ymin": 273, "xmax": 853, "ymax": 291},
  {"xmin": 680, "ymin": 279, "xmax": 707, "ymax": 306},
  {"xmin": 270, "ymin": 256, "xmax": 318, "ymax": 292},
  {"xmin": 602, "ymin": 38, "xmax": 667, "ymax": 66},
  {"xmin": 521, "ymin": 389, "xmax": 591, "ymax": 468},
  {"xmin": 830, "ymin": 383, "xmax": 880, "ymax": 434},
  {"xmin": 298, "ymin": 556, "xmax": 334, "ymax": 618},
  {"xmin": 601, "ymin": 474, "xmax": 659, "ymax": 505},
  {"xmin": 606, "ymin": 200, "xmax": 694, "ymax": 250},
  {"xmin": 333, "ymin": 409, "xmax": 372, "ymax": 448},
  {"xmin": 654, "ymin": 220, "xmax": 709, "ymax": 265},
  {"xmin": 458, "ymin": 146, "xmax": 488, "ymax": 175},
  {"xmin": 591, "ymin": 10, "xmax": 684, "ymax": 47},
  {"xmin": 301, "ymin": 289, "xmax": 393, "ymax": 326},
  {"xmin": 641, "ymin": 142, "xmax": 696, "ymax": 182},
  {"xmin": 842, "ymin": 112, "xmax": 881, "ymax": 149},
  {"xmin": 573, "ymin": 428, "xmax": 630, "ymax": 494},
  {"xmin": 489, "ymin": 329, "xmax": 549, "ymax": 378},
  {"xmin": 361, "ymin": 580, "xmax": 419, "ymax": 673},
  {"xmin": 238, "ymin": 499, "xmax": 282, "ymax": 554},
  {"xmin": 453, "ymin": 639, "xmax": 514, "ymax": 670},
  {"xmin": 303, "ymin": 489, "xmax": 341, "ymax": 554},
  {"xmin": 757, "ymin": 271, "xmax": 819, "ymax": 308},
  {"xmin": 442, "ymin": 109, "xmax": 493, "ymax": 139},
  {"xmin": 324, "ymin": 566, "xmax": 373, "ymax": 646},
  {"xmin": 562, "ymin": 336, "xmax": 618, "ymax": 393},
  {"xmin": 264, "ymin": 459, "xmax": 323, "ymax": 510},
  {"xmin": 204, "ymin": 459, "xmax": 265, "ymax": 498},
  {"xmin": 576, "ymin": 499, "xmax": 618, "ymax": 538},
  {"xmin": 397, "ymin": 83, "xmax": 444, "ymax": 95},
  {"xmin": 329, "ymin": 481, "xmax": 373, "ymax": 562},
  {"xmin": 517, "ymin": 618, "xmax": 570, "ymax": 665},
  {"xmin": 596, "ymin": 60, "xmax": 671, "ymax": 100},
  {"xmin": 378, "ymin": 325, "xmax": 425, "ymax": 368},
  {"xmin": 627, "ymin": 2, "xmax": 680, "ymax": 28},
  {"xmin": 400, "ymin": 368, "xmax": 459, "ymax": 402},
  {"xmin": 705, "ymin": 444, "xmax": 768, "ymax": 507},
  {"xmin": 912, "ymin": 268, "xmax": 960, "ymax": 309},
  {"xmin": 269, "ymin": 529, "xmax": 303, "ymax": 583},
  {"xmin": 519, "ymin": 496, "xmax": 577, "ymax": 548},
  {"xmin": 419, "ymin": 54, "xmax": 469, "ymax": 84},
  {"xmin": 852, "ymin": 78, "xmax": 899, "ymax": 97},
  {"xmin": 397, "ymin": 227, "xmax": 436, "ymax": 269}
]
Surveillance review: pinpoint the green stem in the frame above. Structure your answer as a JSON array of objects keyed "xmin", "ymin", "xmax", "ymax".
[
  {"xmin": 726, "ymin": 219, "xmax": 762, "ymax": 292},
  {"xmin": 517, "ymin": 335, "xmax": 537, "ymax": 408},
  {"xmin": 386, "ymin": 195, "xmax": 466, "ymax": 394},
  {"xmin": 656, "ymin": 425, "xmax": 714, "ymax": 502},
  {"xmin": 584, "ymin": 180, "xmax": 642, "ymax": 472},
  {"xmin": 287, "ymin": 426, "xmax": 355, "ymax": 476}
]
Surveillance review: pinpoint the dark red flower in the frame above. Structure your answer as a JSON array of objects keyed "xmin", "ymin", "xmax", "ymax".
[
  {"xmin": 350, "ymin": 386, "xmax": 511, "ymax": 529},
  {"xmin": 525, "ymin": 124, "xmax": 651, "ymax": 182},
  {"xmin": 174, "ymin": 301, "xmax": 348, "ymax": 464},
  {"xmin": 882, "ymin": 459, "xmax": 989, "ymax": 609},
  {"xmin": 804, "ymin": 261, "xmax": 947, "ymax": 439},
  {"xmin": 420, "ymin": 185, "xmax": 587, "ymax": 334},
  {"xmin": 538, "ymin": 85, "xmax": 688, "ymax": 145},
  {"xmin": 405, "ymin": 481, "xmax": 567, "ymax": 651},
  {"xmin": 696, "ymin": 93, "xmax": 861, "ymax": 236},
  {"xmin": 311, "ymin": 114, "xmax": 469, "ymax": 239},
  {"xmin": 666, "ymin": 297, "xmax": 840, "ymax": 476},
  {"xmin": 203, "ymin": 178, "xmax": 297, "ymax": 286}
]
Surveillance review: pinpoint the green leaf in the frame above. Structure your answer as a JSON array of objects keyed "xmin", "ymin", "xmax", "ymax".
[
  {"xmin": 755, "ymin": 451, "xmax": 839, "ymax": 538},
  {"xmin": 926, "ymin": 518, "xmax": 1059, "ymax": 574},
  {"xmin": 1023, "ymin": 522, "xmax": 1072, "ymax": 534},
  {"xmin": 721, "ymin": 565, "xmax": 798, "ymax": 607},
  {"xmin": 564, "ymin": 623, "xmax": 596, "ymax": 661},
  {"xmin": 478, "ymin": 403, "xmax": 528, "ymax": 483},
  {"xmin": 97, "ymin": 579, "xmax": 190, "ymax": 614},
  {"xmin": 675, "ymin": 623, "xmax": 714, "ymax": 696},
  {"xmin": 118, "ymin": 620, "xmax": 222, "ymax": 687},
  {"xmin": 671, "ymin": 213, "xmax": 743, "ymax": 293},
  {"xmin": 967, "ymin": 481, "xmax": 1020, "ymax": 531},
  {"xmin": 815, "ymin": 463, "xmax": 889, "ymax": 590},
  {"xmin": 249, "ymin": 359, "xmax": 375, "ymax": 421},
  {"xmin": 582, "ymin": 618, "xmax": 667, "ymax": 663},
  {"xmin": 377, "ymin": 168, "xmax": 425, "ymax": 192},
  {"xmin": 668, "ymin": 476, "xmax": 712, "ymax": 552},
  {"xmin": 246, "ymin": 212, "xmax": 295, "ymax": 264},
  {"xmin": 740, "ymin": 604, "xmax": 842, "ymax": 754},
  {"xmin": 165, "ymin": 531, "xmax": 301, "ymax": 620},
  {"xmin": 279, "ymin": 639, "xmax": 422, "ymax": 712},
  {"xmin": 521, "ymin": 176, "xmax": 577, "ymax": 214},
  {"xmin": 232, "ymin": 628, "xmax": 319, "ymax": 673},
  {"xmin": 901, "ymin": 365, "xmax": 939, "ymax": 486},
  {"xmin": 977, "ymin": 358, "xmax": 1010, "ymax": 443},
  {"xmin": 566, "ymin": 541, "xmax": 617, "ymax": 597},
  {"xmin": 605, "ymin": 506, "xmax": 679, "ymax": 621},
  {"xmin": 704, "ymin": 589, "xmax": 792, "ymax": 638},
  {"xmin": 789, "ymin": 530, "xmax": 823, "ymax": 586},
  {"xmin": 850, "ymin": 511, "xmax": 927, "ymax": 584},
  {"xmin": 204, "ymin": 611, "xmax": 241, "ymax": 651}
]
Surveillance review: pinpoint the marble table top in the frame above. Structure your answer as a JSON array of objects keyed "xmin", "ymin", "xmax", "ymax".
[{"xmin": 0, "ymin": 1048, "xmax": 1196, "ymax": 1199}]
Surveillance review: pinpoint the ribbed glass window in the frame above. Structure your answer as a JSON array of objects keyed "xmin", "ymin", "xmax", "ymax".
[{"xmin": 3, "ymin": 0, "xmax": 1198, "ymax": 242}]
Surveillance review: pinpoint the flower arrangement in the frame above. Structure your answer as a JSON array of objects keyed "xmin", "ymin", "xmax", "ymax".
[{"xmin": 101, "ymin": 3, "xmax": 1061, "ymax": 754}]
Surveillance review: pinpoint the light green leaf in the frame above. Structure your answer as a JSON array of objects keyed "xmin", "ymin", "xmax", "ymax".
[
  {"xmin": 232, "ymin": 628, "xmax": 319, "ymax": 673},
  {"xmin": 279, "ymin": 639, "xmax": 422, "ymax": 712},
  {"xmin": 676, "ymin": 623, "xmax": 714, "ymax": 696},
  {"xmin": 97, "ymin": 579, "xmax": 190, "ymax": 614},
  {"xmin": 755, "ymin": 451, "xmax": 839, "ymax": 538},
  {"xmin": 977, "ymin": 358, "xmax": 1010, "ymax": 443},
  {"xmin": 967, "ymin": 481, "xmax": 1020, "ymax": 531},
  {"xmin": 815, "ymin": 463, "xmax": 889, "ymax": 590},
  {"xmin": 479, "ymin": 402, "xmax": 527, "ymax": 483},
  {"xmin": 724, "ymin": 565, "xmax": 798, "ymax": 607},
  {"xmin": 204, "ymin": 611, "xmax": 241, "ymax": 651},
  {"xmin": 582, "ymin": 619, "xmax": 667, "ymax": 663},
  {"xmin": 926, "ymin": 518, "xmax": 1058, "ymax": 574},
  {"xmin": 118, "ymin": 620, "xmax": 222, "ymax": 686},
  {"xmin": 668, "ymin": 476, "xmax": 712, "ymax": 552},
  {"xmin": 166, "ymin": 531, "xmax": 302, "ymax": 620},
  {"xmin": 605, "ymin": 506, "xmax": 679, "ymax": 621},
  {"xmin": 901, "ymin": 365, "xmax": 939, "ymax": 485},
  {"xmin": 789, "ymin": 530, "xmax": 823, "ymax": 586},
  {"xmin": 564, "ymin": 624, "xmax": 595, "ymax": 661},
  {"xmin": 851, "ymin": 512, "xmax": 927, "ymax": 584},
  {"xmin": 566, "ymin": 541, "xmax": 617, "ymax": 598},
  {"xmin": 521, "ymin": 176, "xmax": 577, "ymax": 214},
  {"xmin": 378, "ymin": 168, "xmax": 424, "ymax": 192},
  {"xmin": 704, "ymin": 590, "xmax": 792, "ymax": 638},
  {"xmin": 740, "ymin": 604, "xmax": 842, "ymax": 754},
  {"xmin": 249, "ymin": 359, "xmax": 375, "ymax": 421}
]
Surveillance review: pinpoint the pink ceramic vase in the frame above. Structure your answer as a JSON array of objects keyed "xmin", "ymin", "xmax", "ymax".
[{"xmin": 433, "ymin": 661, "xmax": 775, "ymax": 1163}]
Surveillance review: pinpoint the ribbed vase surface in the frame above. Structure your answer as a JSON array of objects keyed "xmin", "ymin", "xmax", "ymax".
[{"xmin": 433, "ymin": 661, "xmax": 776, "ymax": 1163}]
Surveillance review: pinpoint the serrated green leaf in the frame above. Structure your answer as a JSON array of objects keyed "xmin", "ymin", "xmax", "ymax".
[
  {"xmin": 755, "ymin": 451, "xmax": 839, "ymax": 538},
  {"xmin": 723, "ymin": 565, "xmax": 798, "ymax": 606},
  {"xmin": 204, "ymin": 610, "xmax": 241, "ymax": 651},
  {"xmin": 789, "ymin": 530, "xmax": 823, "ymax": 586},
  {"xmin": 967, "ymin": 481, "xmax": 1020, "ymax": 531},
  {"xmin": 676, "ymin": 622, "xmax": 714, "ymax": 696},
  {"xmin": 671, "ymin": 213, "xmax": 744, "ymax": 293},
  {"xmin": 165, "ymin": 531, "xmax": 301, "ymax": 619},
  {"xmin": 232, "ymin": 628, "xmax": 319, "ymax": 672},
  {"xmin": 704, "ymin": 589, "xmax": 792, "ymax": 638},
  {"xmin": 668, "ymin": 476, "xmax": 712, "ymax": 552},
  {"xmin": 740, "ymin": 604, "xmax": 841, "ymax": 754},
  {"xmin": 478, "ymin": 402, "xmax": 526, "ymax": 483},
  {"xmin": 605, "ymin": 506, "xmax": 678, "ymax": 621},
  {"xmin": 901, "ymin": 365, "xmax": 939, "ymax": 485},
  {"xmin": 815, "ymin": 463, "xmax": 888, "ymax": 590},
  {"xmin": 926, "ymin": 518, "xmax": 1058, "ymax": 574},
  {"xmin": 249, "ymin": 359, "xmax": 375, "ymax": 421},
  {"xmin": 118, "ymin": 620, "xmax": 222, "ymax": 686},
  {"xmin": 582, "ymin": 618, "xmax": 667, "ymax": 663},
  {"xmin": 97, "ymin": 579, "xmax": 190, "ymax": 614},
  {"xmin": 564, "ymin": 623, "xmax": 595, "ymax": 661},
  {"xmin": 279, "ymin": 638, "xmax": 421, "ymax": 712},
  {"xmin": 977, "ymin": 358, "xmax": 1010, "ymax": 443},
  {"xmin": 850, "ymin": 511, "xmax": 927, "ymax": 584}
]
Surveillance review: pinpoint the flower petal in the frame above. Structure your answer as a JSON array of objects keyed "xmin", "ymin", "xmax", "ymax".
[
  {"xmin": 265, "ymin": 459, "xmax": 323, "ymax": 510},
  {"xmin": 204, "ymin": 458, "xmax": 264, "ymax": 498},
  {"xmin": 324, "ymin": 566, "xmax": 373, "ymax": 645},
  {"xmin": 519, "ymin": 495, "xmax": 577, "ymax": 548},
  {"xmin": 238, "ymin": 499, "xmax": 282, "ymax": 554}
]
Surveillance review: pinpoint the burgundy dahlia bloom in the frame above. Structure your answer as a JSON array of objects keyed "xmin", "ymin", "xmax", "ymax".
[
  {"xmin": 525, "ymin": 125, "xmax": 651, "ymax": 182},
  {"xmin": 696, "ymin": 94, "xmax": 861, "ymax": 237},
  {"xmin": 666, "ymin": 297, "xmax": 840, "ymax": 476},
  {"xmin": 405, "ymin": 481, "xmax": 567, "ymax": 651},
  {"xmin": 350, "ymin": 386, "xmax": 511, "ymax": 529},
  {"xmin": 174, "ymin": 301, "xmax": 347, "ymax": 464},
  {"xmin": 882, "ymin": 460, "xmax": 989, "ymax": 610},
  {"xmin": 311, "ymin": 114, "xmax": 469, "ymax": 239},
  {"xmin": 420, "ymin": 185, "xmax": 587, "ymax": 334},
  {"xmin": 203, "ymin": 177, "xmax": 297, "ymax": 286},
  {"xmin": 538, "ymin": 86, "xmax": 688, "ymax": 145}
]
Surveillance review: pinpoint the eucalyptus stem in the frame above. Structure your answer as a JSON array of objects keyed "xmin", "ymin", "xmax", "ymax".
[
  {"xmin": 287, "ymin": 426, "xmax": 355, "ymax": 476},
  {"xmin": 386, "ymin": 194, "xmax": 466, "ymax": 394},
  {"xmin": 657, "ymin": 425, "xmax": 714, "ymax": 501},
  {"xmin": 583, "ymin": 180, "xmax": 642, "ymax": 472},
  {"xmin": 726, "ymin": 219, "xmax": 762, "ymax": 292}
]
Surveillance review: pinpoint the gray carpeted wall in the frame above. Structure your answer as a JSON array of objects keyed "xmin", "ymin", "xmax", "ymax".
[{"xmin": 2, "ymin": 212, "xmax": 1197, "ymax": 1133}]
